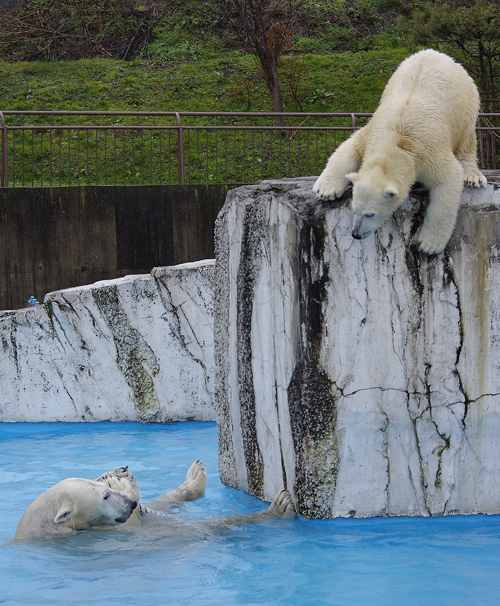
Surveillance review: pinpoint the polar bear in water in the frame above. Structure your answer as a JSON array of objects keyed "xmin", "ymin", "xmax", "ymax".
[
  {"xmin": 13, "ymin": 478, "xmax": 137, "ymax": 539},
  {"xmin": 14, "ymin": 461, "xmax": 295, "ymax": 540}
]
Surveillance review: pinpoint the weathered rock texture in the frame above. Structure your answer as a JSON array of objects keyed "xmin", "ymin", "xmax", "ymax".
[
  {"xmin": 0, "ymin": 260, "xmax": 215, "ymax": 422},
  {"xmin": 214, "ymin": 175, "xmax": 500, "ymax": 519}
]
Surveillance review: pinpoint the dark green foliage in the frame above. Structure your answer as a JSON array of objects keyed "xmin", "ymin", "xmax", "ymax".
[
  {"xmin": 399, "ymin": 0, "xmax": 500, "ymax": 104},
  {"xmin": 0, "ymin": 0, "xmax": 413, "ymax": 62}
]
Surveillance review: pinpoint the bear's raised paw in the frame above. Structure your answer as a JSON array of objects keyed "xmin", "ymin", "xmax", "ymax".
[
  {"xmin": 267, "ymin": 490, "xmax": 296, "ymax": 519},
  {"xmin": 172, "ymin": 460, "xmax": 208, "ymax": 502},
  {"xmin": 185, "ymin": 460, "xmax": 208, "ymax": 487}
]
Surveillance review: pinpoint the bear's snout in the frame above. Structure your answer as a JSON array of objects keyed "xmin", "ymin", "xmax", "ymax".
[
  {"xmin": 352, "ymin": 213, "xmax": 374, "ymax": 240},
  {"xmin": 115, "ymin": 515, "xmax": 129, "ymax": 523},
  {"xmin": 126, "ymin": 498, "xmax": 137, "ymax": 513},
  {"xmin": 115, "ymin": 499, "xmax": 137, "ymax": 524},
  {"xmin": 352, "ymin": 227, "xmax": 370, "ymax": 240}
]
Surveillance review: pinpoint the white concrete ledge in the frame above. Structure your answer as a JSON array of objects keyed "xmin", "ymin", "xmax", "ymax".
[{"xmin": 0, "ymin": 260, "xmax": 215, "ymax": 422}]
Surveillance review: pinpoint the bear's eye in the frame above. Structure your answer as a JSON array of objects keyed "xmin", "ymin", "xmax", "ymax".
[
  {"xmin": 364, "ymin": 213, "xmax": 375, "ymax": 218},
  {"xmin": 103, "ymin": 492, "xmax": 110, "ymax": 500}
]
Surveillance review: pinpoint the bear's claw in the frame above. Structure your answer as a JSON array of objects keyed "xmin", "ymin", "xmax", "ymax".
[
  {"xmin": 267, "ymin": 490, "xmax": 296, "ymax": 519},
  {"xmin": 417, "ymin": 226, "xmax": 448, "ymax": 255},
  {"xmin": 312, "ymin": 176, "xmax": 349, "ymax": 200},
  {"xmin": 464, "ymin": 173, "xmax": 487, "ymax": 188}
]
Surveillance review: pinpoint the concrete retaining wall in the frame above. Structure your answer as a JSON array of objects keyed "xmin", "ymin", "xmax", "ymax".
[{"xmin": 0, "ymin": 185, "xmax": 228, "ymax": 310}]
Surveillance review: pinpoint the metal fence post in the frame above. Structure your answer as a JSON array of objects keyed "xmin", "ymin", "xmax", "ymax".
[
  {"xmin": 478, "ymin": 116, "xmax": 485, "ymax": 169},
  {"xmin": 175, "ymin": 112, "xmax": 185, "ymax": 185},
  {"xmin": 0, "ymin": 112, "xmax": 8, "ymax": 187}
]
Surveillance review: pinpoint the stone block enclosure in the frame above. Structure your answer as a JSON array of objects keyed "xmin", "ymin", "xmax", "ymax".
[
  {"xmin": 0, "ymin": 260, "xmax": 215, "ymax": 423},
  {"xmin": 3, "ymin": 174, "xmax": 500, "ymax": 520},
  {"xmin": 214, "ymin": 176, "xmax": 500, "ymax": 519}
]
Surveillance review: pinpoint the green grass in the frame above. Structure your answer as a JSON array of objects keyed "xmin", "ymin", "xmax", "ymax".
[
  {"xmin": 1, "ymin": 0, "xmax": 496, "ymax": 183},
  {"xmin": 0, "ymin": 48, "xmax": 411, "ymax": 114}
]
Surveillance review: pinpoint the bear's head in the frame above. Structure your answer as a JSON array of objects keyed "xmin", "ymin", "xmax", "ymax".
[
  {"xmin": 14, "ymin": 478, "xmax": 137, "ymax": 539},
  {"xmin": 347, "ymin": 167, "xmax": 407, "ymax": 241}
]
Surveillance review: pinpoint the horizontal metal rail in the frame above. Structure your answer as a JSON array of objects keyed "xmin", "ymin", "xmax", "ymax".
[
  {"xmin": 1, "ymin": 111, "xmax": 498, "ymax": 187},
  {"xmin": 0, "ymin": 111, "xmax": 374, "ymax": 117}
]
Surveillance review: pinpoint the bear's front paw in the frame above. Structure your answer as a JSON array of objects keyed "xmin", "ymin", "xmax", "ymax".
[
  {"xmin": 267, "ymin": 490, "xmax": 296, "ymax": 519},
  {"xmin": 313, "ymin": 176, "xmax": 348, "ymax": 200},
  {"xmin": 464, "ymin": 172, "xmax": 487, "ymax": 188},
  {"xmin": 417, "ymin": 226, "xmax": 448, "ymax": 255}
]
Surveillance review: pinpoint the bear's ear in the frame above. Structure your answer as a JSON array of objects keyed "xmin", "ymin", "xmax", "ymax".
[
  {"xmin": 54, "ymin": 506, "xmax": 73, "ymax": 524},
  {"xmin": 384, "ymin": 186, "xmax": 399, "ymax": 199},
  {"xmin": 346, "ymin": 172, "xmax": 359, "ymax": 184}
]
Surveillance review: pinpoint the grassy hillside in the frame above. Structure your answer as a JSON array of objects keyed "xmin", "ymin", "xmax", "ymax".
[
  {"xmin": 0, "ymin": 1, "xmax": 498, "ymax": 184},
  {"xmin": 0, "ymin": 0, "xmax": 420, "ymax": 115},
  {"xmin": 0, "ymin": 1, "xmax": 443, "ymax": 184},
  {"xmin": 0, "ymin": 49, "xmax": 412, "ymax": 115}
]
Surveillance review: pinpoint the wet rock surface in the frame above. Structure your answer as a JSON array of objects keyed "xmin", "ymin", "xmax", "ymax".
[{"xmin": 214, "ymin": 176, "xmax": 500, "ymax": 518}]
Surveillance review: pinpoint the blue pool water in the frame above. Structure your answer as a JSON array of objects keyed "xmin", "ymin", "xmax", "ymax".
[{"xmin": 1, "ymin": 422, "xmax": 500, "ymax": 606}]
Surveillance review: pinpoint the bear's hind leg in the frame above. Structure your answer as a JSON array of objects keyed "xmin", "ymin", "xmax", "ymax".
[
  {"xmin": 204, "ymin": 490, "xmax": 296, "ymax": 533},
  {"xmin": 456, "ymin": 127, "xmax": 487, "ymax": 188},
  {"xmin": 313, "ymin": 128, "xmax": 365, "ymax": 199},
  {"xmin": 145, "ymin": 460, "xmax": 208, "ymax": 509},
  {"xmin": 417, "ymin": 160, "xmax": 464, "ymax": 255},
  {"xmin": 266, "ymin": 490, "xmax": 296, "ymax": 519}
]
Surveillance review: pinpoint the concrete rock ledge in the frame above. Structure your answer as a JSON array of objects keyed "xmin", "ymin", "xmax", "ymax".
[
  {"xmin": 214, "ymin": 175, "xmax": 500, "ymax": 519},
  {"xmin": 0, "ymin": 260, "xmax": 215, "ymax": 422}
]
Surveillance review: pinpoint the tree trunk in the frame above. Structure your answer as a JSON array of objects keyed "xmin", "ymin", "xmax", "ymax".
[{"xmin": 260, "ymin": 53, "xmax": 285, "ymax": 127}]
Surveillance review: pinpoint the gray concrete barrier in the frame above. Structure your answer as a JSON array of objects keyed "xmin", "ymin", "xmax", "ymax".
[{"xmin": 0, "ymin": 184, "xmax": 228, "ymax": 310}]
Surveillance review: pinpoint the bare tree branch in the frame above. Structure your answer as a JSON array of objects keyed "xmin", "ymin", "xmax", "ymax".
[{"xmin": 223, "ymin": 0, "xmax": 304, "ymax": 126}]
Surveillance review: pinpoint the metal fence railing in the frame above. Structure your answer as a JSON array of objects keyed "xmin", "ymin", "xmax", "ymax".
[{"xmin": 1, "ymin": 111, "xmax": 499, "ymax": 187}]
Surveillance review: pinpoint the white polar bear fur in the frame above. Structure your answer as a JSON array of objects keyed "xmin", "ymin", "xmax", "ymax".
[
  {"xmin": 14, "ymin": 461, "xmax": 295, "ymax": 540},
  {"xmin": 13, "ymin": 478, "xmax": 137, "ymax": 539},
  {"xmin": 95, "ymin": 461, "xmax": 209, "ymax": 526},
  {"xmin": 95, "ymin": 463, "xmax": 295, "ymax": 529},
  {"xmin": 313, "ymin": 49, "xmax": 487, "ymax": 254}
]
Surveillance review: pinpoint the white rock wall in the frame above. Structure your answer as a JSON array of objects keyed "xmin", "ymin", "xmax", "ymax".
[
  {"xmin": 0, "ymin": 260, "xmax": 215, "ymax": 422},
  {"xmin": 214, "ymin": 177, "xmax": 500, "ymax": 518}
]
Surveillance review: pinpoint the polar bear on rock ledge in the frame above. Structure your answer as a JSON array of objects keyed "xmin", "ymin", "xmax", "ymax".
[
  {"xmin": 313, "ymin": 49, "xmax": 487, "ymax": 254},
  {"xmin": 14, "ymin": 461, "xmax": 295, "ymax": 540}
]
